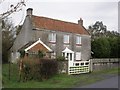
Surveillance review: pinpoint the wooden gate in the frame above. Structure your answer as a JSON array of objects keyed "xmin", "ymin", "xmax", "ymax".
[{"xmin": 68, "ymin": 60, "xmax": 92, "ymax": 75}]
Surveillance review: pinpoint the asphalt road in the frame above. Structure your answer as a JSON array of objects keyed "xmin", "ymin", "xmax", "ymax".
[{"xmin": 78, "ymin": 75, "xmax": 119, "ymax": 88}]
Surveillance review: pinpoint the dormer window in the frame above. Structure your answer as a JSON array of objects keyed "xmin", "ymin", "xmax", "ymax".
[
  {"xmin": 76, "ymin": 36, "xmax": 81, "ymax": 45},
  {"xmin": 64, "ymin": 35, "xmax": 69, "ymax": 44},
  {"xmin": 49, "ymin": 33, "xmax": 56, "ymax": 43}
]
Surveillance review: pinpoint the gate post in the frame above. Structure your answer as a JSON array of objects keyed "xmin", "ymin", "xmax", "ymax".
[{"xmin": 90, "ymin": 59, "xmax": 93, "ymax": 72}]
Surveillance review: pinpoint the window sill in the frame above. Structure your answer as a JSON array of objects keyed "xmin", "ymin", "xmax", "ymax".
[
  {"xmin": 76, "ymin": 44, "xmax": 82, "ymax": 46},
  {"xmin": 64, "ymin": 43, "xmax": 70, "ymax": 45},
  {"xmin": 49, "ymin": 41, "xmax": 56, "ymax": 44}
]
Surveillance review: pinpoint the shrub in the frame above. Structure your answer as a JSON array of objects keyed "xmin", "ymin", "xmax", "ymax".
[
  {"xmin": 40, "ymin": 59, "xmax": 58, "ymax": 79},
  {"xmin": 19, "ymin": 57, "xmax": 58, "ymax": 81},
  {"xmin": 38, "ymin": 50, "xmax": 45, "ymax": 59},
  {"xmin": 56, "ymin": 55, "xmax": 66, "ymax": 61},
  {"xmin": 19, "ymin": 50, "xmax": 25, "ymax": 58}
]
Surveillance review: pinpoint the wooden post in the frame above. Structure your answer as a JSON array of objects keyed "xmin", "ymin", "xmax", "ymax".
[{"xmin": 8, "ymin": 60, "xmax": 11, "ymax": 80}]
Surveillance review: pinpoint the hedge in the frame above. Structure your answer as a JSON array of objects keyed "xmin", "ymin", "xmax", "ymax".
[{"xmin": 19, "ymin": 58, "xmax": 58, "ymax": 82}]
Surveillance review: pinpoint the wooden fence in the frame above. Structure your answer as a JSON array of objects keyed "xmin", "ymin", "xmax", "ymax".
[{"xmin": 68, "ymin": 60, "xmax": 92, "ymax": 75}]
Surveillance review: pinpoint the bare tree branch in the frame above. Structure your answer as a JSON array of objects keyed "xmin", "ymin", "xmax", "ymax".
[{"xmin": 0, "ymin": 0, "xmax": 26, "ymax": 19}]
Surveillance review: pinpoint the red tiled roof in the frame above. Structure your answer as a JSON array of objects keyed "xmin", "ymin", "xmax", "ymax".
[{"xmin": 32, "ymin": 15, "xmax": 90, "ymax": 35}]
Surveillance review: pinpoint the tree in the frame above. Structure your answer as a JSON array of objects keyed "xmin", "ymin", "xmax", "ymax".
[
  {"xmin": 88, "ymin": 21, "xmax": 120, "ymax": 58},
  {"xmin": 1, "ymin": 0, "xmax": 26, "ymax": 63},
  {"xmin": 108, "ymin": 36, "xmax": 120, "ymax": 58},
  {"xmin": 15, "ymin": 25, "xmax": 22, "ymax": 35},
  {"xmin": 2, "ymin": 18, "xmax": 15, "ymax": 63},
  {"xmin": 92, "ymin": 37, "xmax": 111, "ymax": 58},
  {"xmin": 0, "ymin": 0, "xmax": 26, "ymax": 19},
  {"xmin": 88, "ymin": 21, "xmax": 107, "ymax": 41}
]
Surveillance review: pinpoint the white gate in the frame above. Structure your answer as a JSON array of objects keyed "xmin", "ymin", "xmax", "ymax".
[
  {"xmin": 62, "ymin": 47, "xmax": 92, "ymax": 75},
  {"xmin": 68, "ymin": 60, "xmax": 91, "ymax": 75}
]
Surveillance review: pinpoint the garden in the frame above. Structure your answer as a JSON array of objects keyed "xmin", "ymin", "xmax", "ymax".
[{"xmin": 2, "ymin": 63, "xmax": 119, "ymax": 88}]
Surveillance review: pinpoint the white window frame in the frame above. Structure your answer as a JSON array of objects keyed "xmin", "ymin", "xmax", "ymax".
[
  {"xmin": 49, "ymin": 33, "xmax": 56, "ymax": 43},
  {"xmin": 64, "ymin": 35, "xmax": 69, "ymax": 44},
  {"xmin": 76, "ymin": 36, "xmax": 81, "ymax": 44}
]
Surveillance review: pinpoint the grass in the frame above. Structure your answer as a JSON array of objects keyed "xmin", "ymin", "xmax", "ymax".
[{"xmin": 2, "ymin": 63, "xmax": 119, "ymax": 88}]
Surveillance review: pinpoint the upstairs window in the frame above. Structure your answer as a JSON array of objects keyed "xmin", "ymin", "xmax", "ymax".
[
  {"xmin": 49, "ymin": 33, "xmax": 56, "ymax": 43},
  {"xmin": 76, "ymin": 36, "xmax": 81, "ymax": 44},
  {"xmin": 64, "ymin": 35, "xmax": 69, "ymax": 44}
]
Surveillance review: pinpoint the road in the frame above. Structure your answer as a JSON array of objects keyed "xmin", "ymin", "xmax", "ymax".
[{"xmin": 78, "ymin": 75, "xmax": 119, "ymax": 88}]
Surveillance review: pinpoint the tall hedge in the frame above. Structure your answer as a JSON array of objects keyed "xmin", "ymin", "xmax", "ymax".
[
  {"xmin": 91, "ymin": 36, "xmax": 120, "ymax": 58},
  {"xmin": 21, "ymin": 58, "xmax": 58, "ymax": 81}
]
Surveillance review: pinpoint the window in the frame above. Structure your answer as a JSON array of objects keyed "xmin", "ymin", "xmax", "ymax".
[
  {"xmin": 49, "ymin": 33, "xmax": 56, "ymax": 42},
  {"xmin": 64, "ymin": 35, "xmax": 69, "ymax": 43},
  {"xmin": 76, "ymin": 36, "xmax": 81, "ymax": 44}
]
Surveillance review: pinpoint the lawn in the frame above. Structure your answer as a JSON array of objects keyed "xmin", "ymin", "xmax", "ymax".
[{"xmin": 2, "ymin": 63, "xmax": 119, "ymax": 88}]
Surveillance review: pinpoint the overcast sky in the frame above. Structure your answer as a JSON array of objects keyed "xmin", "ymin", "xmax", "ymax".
[{"xmin": 0, "ymin": 0, "xmax": 119, "ymax": 32}]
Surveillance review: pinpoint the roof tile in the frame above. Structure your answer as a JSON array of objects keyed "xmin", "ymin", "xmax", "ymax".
[{"xmin": 32, "ymin": 15, "xmax": 89, "ymax": 35}]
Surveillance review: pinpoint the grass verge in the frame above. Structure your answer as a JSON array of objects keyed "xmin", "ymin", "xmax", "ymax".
[{"xmin": 2, "ymin": 63, "xmax": 119, "ymax": 88}]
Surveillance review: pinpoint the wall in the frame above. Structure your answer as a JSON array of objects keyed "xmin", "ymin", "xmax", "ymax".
[
  {"xmin": 33, "ymin": 29, "xmax": 91, "ymax": 61},
  {"xmin": 91, "ymin": 58, "xmax": 119, "ymax": 71},
  {"xmin": 11, "ymin": 16, "xmax": 34, "ymax": 52},
  {"xmin": 57, "ymin": 59, "xmax": 119, "ymax": 74}
]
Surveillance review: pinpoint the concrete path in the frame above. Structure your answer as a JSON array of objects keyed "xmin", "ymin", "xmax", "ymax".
[{"xmin": 78, "ymin": 75, "xmax": 119, "ymax": 88}]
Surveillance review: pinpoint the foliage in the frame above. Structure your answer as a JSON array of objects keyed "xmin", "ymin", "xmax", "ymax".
[
  {"xmin": 88, "ymin": 21, "xmax": 120, "ymax": 41},
  {"xmin": 56, "ymin": 55, "xmax": 66, "ymax": 61},
  {"xmin": 2, "ymin": 18, "xmax": 15, "ymax": 63},
  {"xmin": 19, "ymin": 58, "xmax": 58, "ymax": 81},
  {"xmin": 92, "ymin": 36, "xmax": 120, "ymax": 58},
  {"xmin": 38, "ymin": 50, "xmax": 45, "ymax": 59},
  {"xmin": 19, "ymin": 50, "xmax": 25, "ymax": 58},
  {"xmin": 108, "ymin": 37, "xmax": 119, "ymax": 58},
  {"xmin": 88, "ymin": 21, "xmax": 107, "ymax": 41},
  {"xmin": 88, "ymin": 21, "xmax": 120, "ymax": 58},
  {"xmin": 2, "ymin": 64, "xmax": 119, "ymax": 88},
  {"xmin": 40, "ymin": 59, "xmax": 58, "ymax": 79},
  {"xmin": 91, "ymin": 37, "xmax": 110, "ymax": 58}
]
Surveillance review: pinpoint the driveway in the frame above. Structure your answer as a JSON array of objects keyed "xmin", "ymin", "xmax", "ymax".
[{"xmin": 78, "ymin": 75, "xmax": 119, "ymax": 88}]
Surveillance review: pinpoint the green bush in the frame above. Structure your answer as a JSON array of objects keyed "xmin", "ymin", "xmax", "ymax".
[
  {"xmin": 38, "ymin": 50, "xmax": 45, "ymax": 59},
  {"xmin": 56, "ymin": 56, "xmax": 65, "ymax": 61},
  {"xmin": 19, "ymin": 50, "xmax": 25, "ymax": 58},
  {"xmin": 20, "ymin": 58, "xmax": 58, "ymax": 81},
  {"xmin": 40, "ymin": 59, "xmax": 58, "ymax": 79}
]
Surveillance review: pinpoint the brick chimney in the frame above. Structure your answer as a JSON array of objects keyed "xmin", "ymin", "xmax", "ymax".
[
  {"xmin": 78, "ymin": 18, "xmax": 83, "ymax": 26},
  {"xmin": 26, "ymin": 8, "xmax": 33, "ymax": 16}
]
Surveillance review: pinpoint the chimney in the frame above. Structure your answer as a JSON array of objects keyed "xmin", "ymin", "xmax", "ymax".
[
  {"xmin": 26, "ymin": 8, "xmax": 33, "ymax": 16},
  {"xmin": 78, "ymin": 18, "xmax": 83, "ymax": 26}
]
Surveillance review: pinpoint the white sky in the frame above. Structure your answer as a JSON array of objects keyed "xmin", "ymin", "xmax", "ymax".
[{"xmin": 0, "ymin": 0, "xmax": 119, "ymax": 32}]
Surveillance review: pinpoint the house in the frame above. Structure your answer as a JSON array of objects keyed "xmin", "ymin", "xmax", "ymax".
[{"xmin": 10, "ymin": 8, "xmax": 91, "ymax": 63}]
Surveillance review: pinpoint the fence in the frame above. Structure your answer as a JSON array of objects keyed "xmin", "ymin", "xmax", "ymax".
[
  {"xmin": 59, "ymin": 58, "xmax": 119, "ymax": 74},
  {"xmin": 68, "ymin": 60, "xmax": 92, "ymax": 75},
  {"xmin": 91, "ymin": 58, "xmax": 119, "ymax": 71}
]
